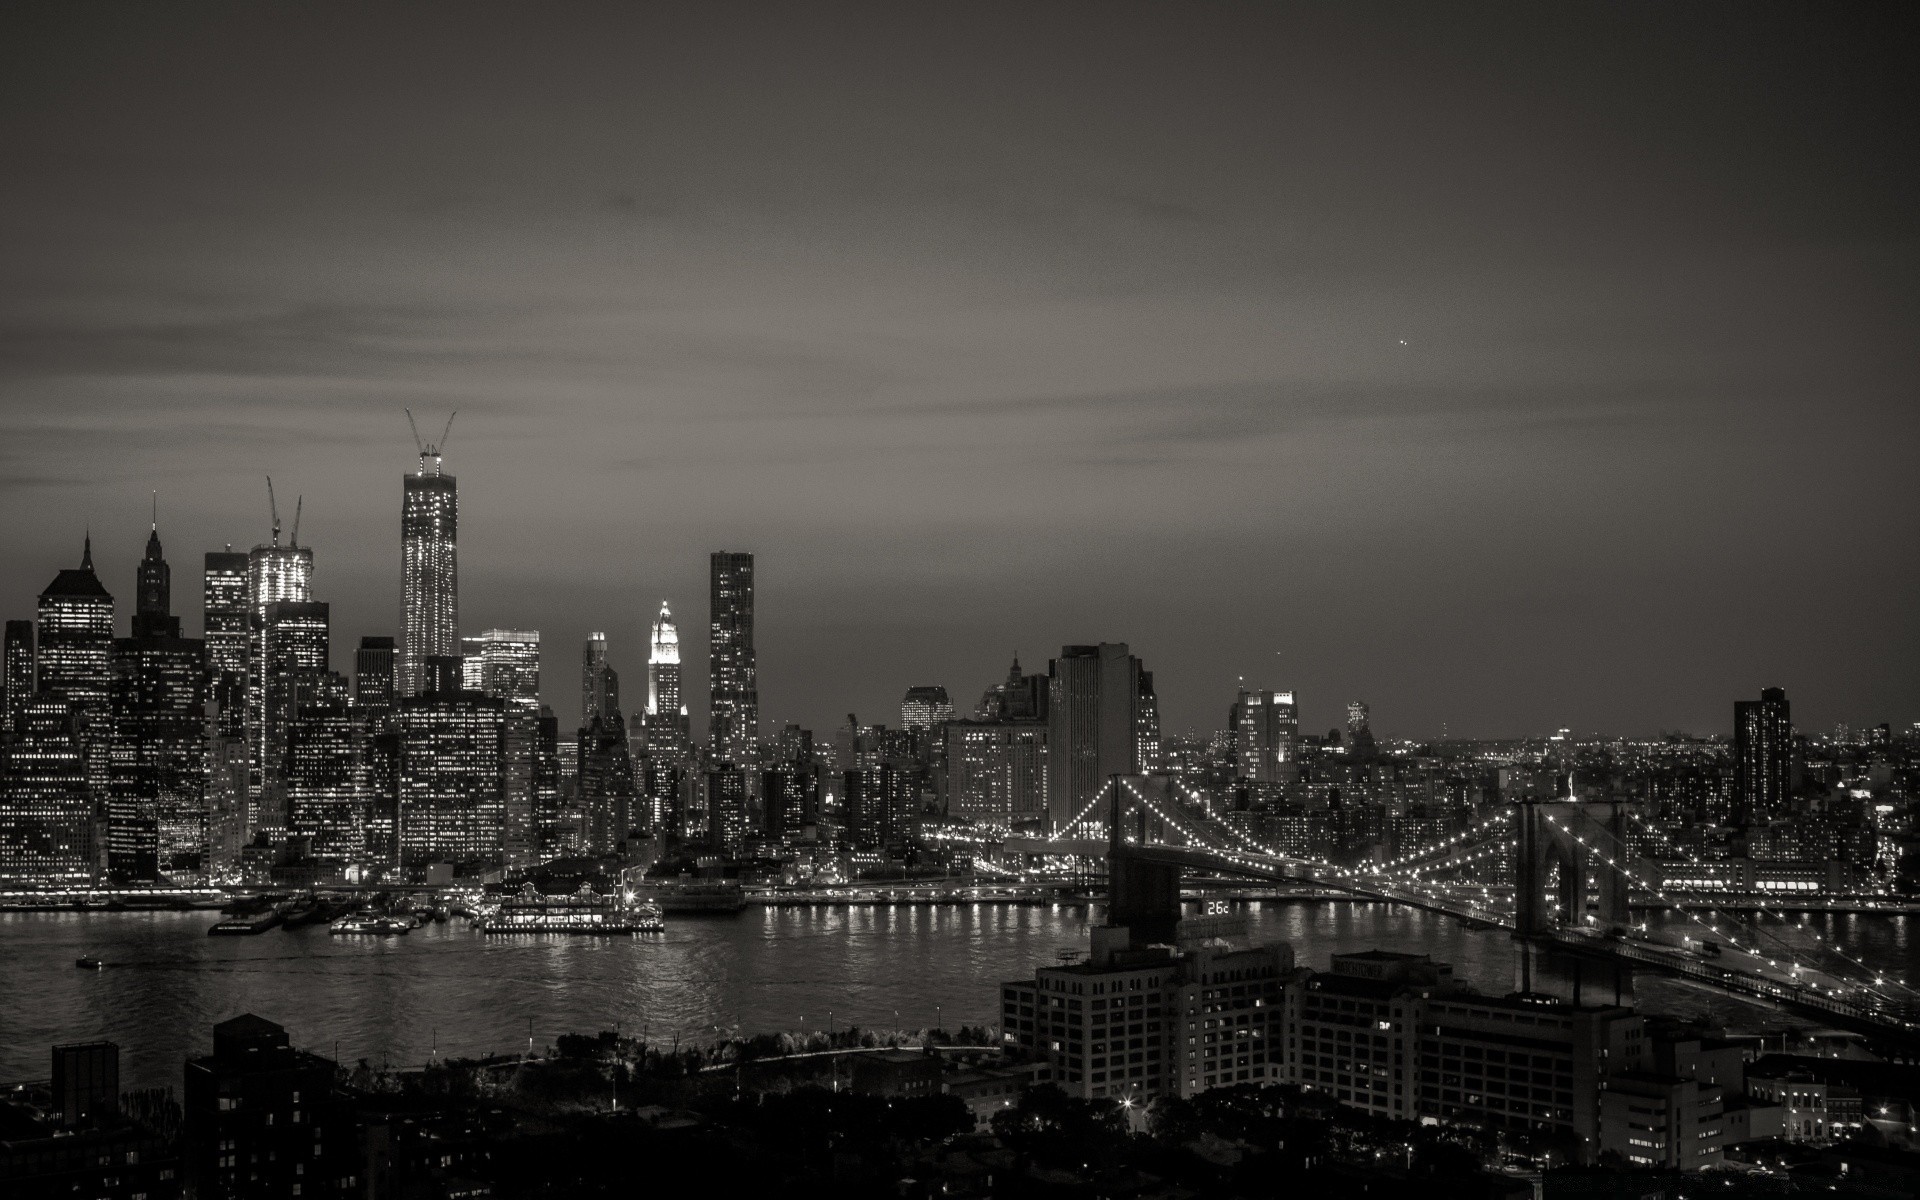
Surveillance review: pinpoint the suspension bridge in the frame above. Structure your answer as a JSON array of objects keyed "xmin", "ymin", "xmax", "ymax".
[{"xmin": 992, "ymin": 774, "xmax": 1920, "ymax": 1051}]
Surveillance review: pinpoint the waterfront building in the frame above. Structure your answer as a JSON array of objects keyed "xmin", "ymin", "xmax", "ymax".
[
  {"xmin": 844, "ymin": 764, "xmax": 916, "ymax": 851},
  {"xmin": 37, "ymin": 538, "xmax": 116, "ymax": 805},
  {"xmin": 706, "ymin": 764, "xmax": 749, "ymax": 852},
  {"xmin": 400, "ymin": 433, "xmax": 458, "ymax": 698},
  {"xmin": 944, "ymin": 719, "xmax": 1048, "ymax": 830},
  {"xmin": 1230, "ymin": 687, "xmax": 1300, "ymax": 784},
  {"xmin": 109, "ymin": 524, "xmax": 207, "ymax": 879},
  {"xmin": 285, "ymin": 673, "xmax": 360, "ymax": 867},
  {"xmin": 708, "ymin": 551, "xmax": 757, "ymax": 765},
  {"xmin": 396, "ymin": 680, "xmax": 504, "ymax": 868},
  {"xmin": 1735, "ymin": 687, "xmax": 1793, "ymax": 824},
  {"xmin": 0, "ymin": 698, "xmax": 92, "ymax": 883},
  {"xmin": 2, "ymin": 618, "xmax": 32, "ymax": 733},
  {"xmin": 184, "ymin": 1014, "xmax": 359, "ymax": 1200},
  {"xmin": 472, "ymin": 629, "xmax": 540, "ymax": 866},
  {"xmin": 0, "ymin": 1042, "xmax": 180, "ymax": 1199},
  {"xmin": 1045, "ymin": 643, "xmax": 1150, "ymax": 832}
]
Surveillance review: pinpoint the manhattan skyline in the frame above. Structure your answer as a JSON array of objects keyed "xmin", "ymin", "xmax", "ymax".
[{"xmin": 3, "ymin": 2, "xmax": 1917, "ymax": 739}]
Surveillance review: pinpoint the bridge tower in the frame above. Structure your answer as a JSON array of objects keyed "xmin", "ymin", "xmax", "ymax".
[
  {"xmin": 1511, "ymin": 791, "xmax": 1635, "ymax": 1003},
  {"xmin": 1104, "ymin": 775, "xmax": 1183, "ymax": 947}
]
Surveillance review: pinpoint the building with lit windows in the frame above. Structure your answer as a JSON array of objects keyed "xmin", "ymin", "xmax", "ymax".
[
  {"xmin": 285, "ymin": 673, "xmax": 360, "ymax": 868},
  {"xmin": 184, "ymin": 1014, "xmax": 359, "ymax": 1200},
  {"xmin": 2, "ymin": 619, "xmax": 32, "ymax": 732},
  {"xmin": 1735, "ymin": 687, "xmax": 1793, "ymax": 824},
  {"xmin": 400, "ymin": 440, "xmax": 458, "ymax": 698},
  {"xmin": 1230, "ymin": 688, "xmax": 1299, "ymax": 784},
  {"xmin": 0, "ymin": 698, "xmax": 93, "ymax": 883},
  {"xmin": 245, "ymin": 527, "xmax": 312, "ymax": 815},
  {"xmin": 944, "ymin": 720, "xmax": 1048, "ymax": 830},
  {"xmin": 644, "ymin": 601, "xmax": 690, "ymax": 756},
  {"xmin": 1045, "ymin": 644, "xmax": 1151, "ymax": 832},
  {"xmin": 202, "ymin": 549, "xmax": 249, "ymax": 737},
  {"xmin": 580, "ymin": 632, "xmax": 616, "ymax": 730},
  {"xmin": 708, "ymin": 551, "xmax": 757, "ymax": 765},
  {"xmin": 37, "ymin": 538, "xmax": 115, "ymax": 803},
  {"xmin": 109, "ymin": 523, "xmax": 207, "ymax": 879},
  {"xmin": 257, "ymin": 600, "xmax": 329, "ymax": 840},
  {"xmin": 396, "ymin": 681, "xmax": 504, "ymax": 869},
  {"xmin": 472, "ymin": 629, "xmax": 540, "ymax": 867},
  {"xmin": 706, "ymin": 765, "xmax": 749, "ymax": 852},
  {"xmin": 899, "ymin": 686, "xmax": 954, "ymax": 732}
]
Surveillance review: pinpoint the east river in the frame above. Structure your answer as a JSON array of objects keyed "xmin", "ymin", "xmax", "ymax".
[{"xmin": 2, "ymin": 901, "xmax": 1911, "ymax": 1091}]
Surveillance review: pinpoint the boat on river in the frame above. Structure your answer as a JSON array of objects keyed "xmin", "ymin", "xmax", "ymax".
[
  {"xmin": 208, "ymin": 909, "xmax": 284, "ymax": 936},
  {"xmin": 476, "ymin": 883, "xmax": 664, "ymax": 934},
  {"xmin": 330, "ymin": 912, "xmax": 414, "ymax": 936}
]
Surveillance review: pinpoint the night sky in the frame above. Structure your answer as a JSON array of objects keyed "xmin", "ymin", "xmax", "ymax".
[{"xmin": 3, "ymin": 3, "xmax": 1915, "ymax": 740}]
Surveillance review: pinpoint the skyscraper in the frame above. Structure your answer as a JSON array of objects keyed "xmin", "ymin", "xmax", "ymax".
[
  {"xmin": 473, "ymin": 629, "xmax": 540, "ymax": 867},
  {"xmin": 1735, "ymin": 687, "xmax": 1792, "ymax": 824},
  {"xmin": 201, "ymin": 549, "xmax": 249, "ymax": 736},
  {"xmin": 400, "ymin": 422, "xmax": 458, "ymax": 697},
  {"xmin": 258, "ymin": 600, "xmax": 329, "ymax": 838},
  {"xmin": 109, "ymin": 519, "xmax": 207, "ymax": 879},
  {"xmin": 1231, "ymin": 688, "xmax": 1300, "ymax": 784},
  {"xmin": 397, "ymin": 676, "xmax": 504, "ymax": 868},
  {"xmin": 37, "ymin": 537, "xmax": 116, "ymax": 808},
  {"xmin": 353, "ymin": 636, "xmax": 397, "ymax": 726},
  {"xmin": 645, "ymin": 601, "xmax": 691, "ymax": 754},
  {"xmin": 285, "ymin": 672, "xmax": 359, "ymax": 866},
  {"xmin": 2, "ymin": 619, "xmax": 33, "ymax": 733},
  {"xmin": 1045, "ymin": 643, "xmax": 1149, "ymax": 831},
  {"xmin": 245, "ymin": 507, "xmax": 313, "ymax": 814},
  {"xmin": 581, "ymin": 632, "xmax": 617, "ymax": 729},
  {"xmin": 708, "ymin": 551, "xmax": 757, "ymax": 765}
]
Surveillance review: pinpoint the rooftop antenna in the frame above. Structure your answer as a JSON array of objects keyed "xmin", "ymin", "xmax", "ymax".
[
  {"xmin": 266, "ymin": 477, "xmax": 282, "ymax": 547},
  {"xmin": 290, "ymin": 495, "xmax": 303, "ymax": 548},
  {"xmin": 151, "ymin": 490, "xmax": 158, "ymax": 531}
]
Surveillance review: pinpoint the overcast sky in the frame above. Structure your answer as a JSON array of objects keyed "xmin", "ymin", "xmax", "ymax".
[{"xmin": 2, "ymin": 2, "xmax": 1915, "ymax": 740}]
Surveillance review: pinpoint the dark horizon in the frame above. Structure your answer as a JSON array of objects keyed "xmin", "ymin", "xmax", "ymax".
[{"xmin": 4, "ymin": 2, "xmax": 1917, "ymax": 740}]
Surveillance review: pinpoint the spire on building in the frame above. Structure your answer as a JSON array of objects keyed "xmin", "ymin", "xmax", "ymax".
[{"xmin": 82, "ymin": 531, "xmax": 93, "ymax": 570}]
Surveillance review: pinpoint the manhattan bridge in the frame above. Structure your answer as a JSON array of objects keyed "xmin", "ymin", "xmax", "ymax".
[{"xmin": 981, "ymin": 775, "xmax": 1920, "ymax": 1051}]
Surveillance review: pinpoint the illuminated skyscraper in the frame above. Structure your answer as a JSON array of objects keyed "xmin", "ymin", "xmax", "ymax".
[
  {"xmin": 37, "ymin": 537, "xmax": 116, "ymax": 807},
  {"xmin": 1230, "ymin": 688, "xmax": 1299, "ymax": 784},
  {"xmin": 2, "ymin": 619, "xmax": 32, "ymax": 733},
  {"xmin": 1735, "ymin": 687, "xmax": 1793, "ymax": 825},
  {"xmin": 708, "ymin": 551, "xmax": 757, "ymax": 765},
  {"xmin": 202, "ymin": 550, "xmax": 249, "ymax": 736},
  {"xmin": 397, "ymin": 677, "xmax": 504, "ymax": 868},
  {"xmin": 259, "ymin": 600, "xmax": 329, "ymax": 838},
  {"xmin": 109, "ymin": 519, "xmax": 208, "ymax": 879},
  {"xmin": 246, "ymin": 500, "xmax": 313, "ymax": 812},
  {"xmin": 353, "ymin": 637, "xmax": 397, "ymax": 727},
  {"xmin": 473, "ymin": 629, "xmax": 540, "ymax": 867},
  {"xmin": 400, "ymin": 421, "xmax": 458, "ymax": 697},
  {"xmin": 285, "ymin": 672, "xmax": 359, "ymax": 866},
  {"xmin": 645, "ymin": 601, "xmax": 690, "ymax": 756}
]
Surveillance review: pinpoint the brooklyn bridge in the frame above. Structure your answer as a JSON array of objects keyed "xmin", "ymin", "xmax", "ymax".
[{"xmin": 989, "ymin": 775, "xmax": 1920, "ymax": 1052}]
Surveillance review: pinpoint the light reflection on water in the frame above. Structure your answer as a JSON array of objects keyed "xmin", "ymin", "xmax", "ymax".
[{"xmin": 1, "ymin": 903, "xmax": 1907, "ymax": 1091}]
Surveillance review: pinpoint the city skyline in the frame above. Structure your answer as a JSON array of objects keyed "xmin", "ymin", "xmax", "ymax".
[{"xmin": 3, "ymin": 4, "xmax": 1916, "ymax": 741}]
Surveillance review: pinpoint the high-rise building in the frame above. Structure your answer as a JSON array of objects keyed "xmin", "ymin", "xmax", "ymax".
[
  {"xmin": 533, "ymin": 706, "xmax": 564, "ymax": 854},
  {"xmin": 1735, "ymin": 687, "xmax": 1793, "ymax": 824},
  {"xmin": 944, "ymin": 720, "xmax": 1048, "ymax": 830},
  {"xmin": 245, "ymin": 514, "xmax": 312, "ymax": 816},
  {"xmin": 763, "ymin": 763, "xmax": 817, "ymax": 841},
  {"xmin": 37, "ymin": 537, "xmax": 116, "ymax": 805},
  {"xmin": 706, "ymin": 764, "xmax": 750, "ymax": 852},
  {"xmin": 285, "ymin": 672, "xmax": 359, "ymax": 867},
  {"xmin": 0, "ymin": 699, "xmax": 92, "ymax": 883},
  {"xmin": 708, "ymin": 551, "xmax": 757, "ymax": 765},
  {"xmin": 2, "ymin": 619, "xmax": 33, "ymax": 733},
  {"xmin": 645, "ymin": 601, "xmax": 691, "ymax": 755},
  {"xmin": 400, "ymin": 428, "xmax": 458, "ymax": 697},
  {"xmin": 109, "ymin": 521, "xmax": 207, "ymax": 879},
  {"xmin": 581, "ymin": 632, "xmax": 616, "ymax": 729},
  {"xmin": 397, "ymin": 678, "xmax": 504, "ymax": 868},
  {"xmin": 844, "ymin": 764, "xmax": 916, "ymax": 851},
  {"xmin": 1230, "ymin": 688, "xmax": 1300, "ymax": 784},
  {"xmin": 257, "ymin": 600, "xmax": 329, "ymax": 839},
  {"xmin": 1045, "ymin": 643, "xmax": 1149, "ymax": 832},
  {"xmin": 900, "ymin": 686, "xmax": 954, "ymax": 731},
  {"xmin": 201, "ymin": 550, "xmax": 249, "ymax": 737},
  {"xmin": 577, "ymin": 712, "xmax": 637, "ymax": 852},
  {"xmin": 473, "ymin": 629, "xmax": 540, "ymax": 867}
]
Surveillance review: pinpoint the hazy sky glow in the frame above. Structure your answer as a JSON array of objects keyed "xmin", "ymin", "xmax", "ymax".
[{"xmin": 3, "ymin": 2, "xmax": 1916, "ymax": 739}]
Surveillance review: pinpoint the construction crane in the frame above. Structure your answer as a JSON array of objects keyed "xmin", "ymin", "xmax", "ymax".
[
  {"xmin": 404, "ymin": 409, "xmax": 458, "ymax": 471},
  {"xmin": 266, "ymin": 477, "xmax": 281, "ymax": 546}
]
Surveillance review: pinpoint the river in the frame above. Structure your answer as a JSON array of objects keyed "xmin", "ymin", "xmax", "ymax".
[{"xmin": 1, "ymin": 902, "xmax": 1910, "ymax": 1091}]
